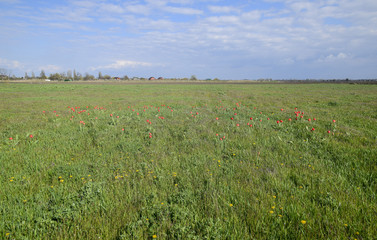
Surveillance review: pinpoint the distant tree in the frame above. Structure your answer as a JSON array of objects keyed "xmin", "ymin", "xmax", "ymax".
[
  {"xmin": 31, "ymin": 71, "xmax": 35, "ymax": 79},
  {"xmin": 83, "ymin": 73, "xmax": 95, "ymax": 80},
  {"xmin": 103, "ymin": 74, "xmax": 111, "ymax": 80},
  {"xmin": 60, "ymin": 72, "xmax": 67, "ymax": 79},
  {"xmin": 24, "ymin": 72, "xmax": 29, "ymax": 80},
  {"xmin": 49, "ymin": 73, "xmax": 62, "ymax": 80},
  {"xmin": 190, "ymin": 75, "xmax": 197, "ymax": 81},
  {"xmin": 73, "ymin": 69, "xmax": 77, "ymax": 81},
  {"xmin": 123, "ymin": 75, "xmax": 129, "ymax": 80},
  {"xmin": 67, "ymin": 70, "xmax": 72, "ymax": 79},
  {"xmin": 98, "ymin": 72, "xmax": 103, "ymax": 79},
  {"xmin": 40, "ymin": 70, "xmax": 47, "ymax": 79},
  {"xmin": 0, "ymin": 68, "xmax": 9, "ymax": 80},
  {"xmin": 76, "ymin": 72, "xmax": 83, "ymax": 80}
]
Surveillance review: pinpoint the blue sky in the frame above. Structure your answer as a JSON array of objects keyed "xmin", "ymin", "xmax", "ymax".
[{"xmin": 1, "ymin": 0, "xmax": 377, "ymax": 79}]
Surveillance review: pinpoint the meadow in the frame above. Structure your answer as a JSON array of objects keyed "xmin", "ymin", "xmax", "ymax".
[{"xmin": 0, "ymin": 82, "xmax": 376, "ymax": 239}]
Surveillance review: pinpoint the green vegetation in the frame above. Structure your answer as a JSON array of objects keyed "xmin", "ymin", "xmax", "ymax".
[{"xmin": 0, "ymin": 83, "xmax": 376, "ymax": 239}]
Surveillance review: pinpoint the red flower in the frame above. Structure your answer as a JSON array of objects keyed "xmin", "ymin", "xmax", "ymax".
[
  {"xmin": 333, "ymin": 120, "xmax": 336, "ymax": 123},
  {"xmin": 216, "ymin": 117, "xmax": 219, "ymax": 120},
  {"xmin": 9, "ymin": 137, "xmax": 13, "ymax": 140},
  {"xmin": 236, "ymin": 124, "xmax": 240, "ymax": 127},
  {"xmin": 311, "ymin": 128, "xmax": 315, "ymax": 131},
  {"xmin": 230, "ymin": 117, "xmax": 234, "ymax": 120},
  {"xmin": 250, "ymin": 117, "xmax": 253, "ymax": 120},
  {"xmin": 29, "ymin": 134, "xmax": 34, "ymax": 138},
  {"xmin": 110, "ymin": 114, "xmax": 113, "ymax": 117},
  {"xmin": 289, "ymin": 118, "xmax": 292, "ymax": 121},
  {"xmin": 327, "ymin": 130, "xmax": 331, "ymax": 133}
]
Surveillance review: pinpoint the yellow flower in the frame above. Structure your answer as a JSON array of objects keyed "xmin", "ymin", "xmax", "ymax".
[
  {"xmin": 271, "ymin": 206, "xmax": 275, "ymax": 209},
  {"xmin": 152, "ymin": 235, "xmax": 157, "ymax": 239},
  {"xmin": 301, "ymin": 220, "xmax": 306, "ymax": 224},
  {"xmin": 6, "ymin": 233, "xmax": 10, "ymax": 236},
  {"xmin": 60, "ymin": 179, "xmax": 64, "ymax": 182},
  {"xmin": 229, "ymin": 204, "xmax": 233, "ymax": 207},
  {"xmin": 269, "ymin": 211, "xmax": 274, "ymax": 214},
  {"xmin": 344, "ymin": 224, "xmax": 348, "ymax": 227}
]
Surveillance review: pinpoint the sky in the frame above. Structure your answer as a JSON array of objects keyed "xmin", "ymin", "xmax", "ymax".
[{"xmin": 1, "ymin": 0, "xmax": 377, "ymax": 80}]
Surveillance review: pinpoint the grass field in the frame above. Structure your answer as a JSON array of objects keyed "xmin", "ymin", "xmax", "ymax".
[{"xmin": 0, "ymin": 83, "xmax": 376, "ymax": 239}]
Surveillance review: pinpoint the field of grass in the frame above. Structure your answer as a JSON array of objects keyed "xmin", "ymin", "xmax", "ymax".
[{"xmin": 0, "ymin": 83, "xmax": 376, "ymax": 239}]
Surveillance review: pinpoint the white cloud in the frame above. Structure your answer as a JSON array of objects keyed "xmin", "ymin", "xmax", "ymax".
[
  {"xmin": 125, "ymin": 4, "xmax": 151, "ymax": 15},
  {"xmin": 100, "ymin": 3, "xmax": 124, "ymax": 14},
  {"xmin": 0, "ymin": 58, "xmax": 22, "ymax": 69},
  {"xmin": 90, "ymin": 60, "xmax": 156, "ymax": 71},
  {"xmin": 39, "ymin": 65, "xmax": 61, "ymax": 72},
  {"xmin": 163, "ymin": 6, "xmax": 203, "ymax": 15},
  {"xmin": 318, "ymin": 52, "xmax": 349, "ymax": 62},
  {"xmin": 208, "ymin": 5, "xmax": 240, "ymax": 13}
]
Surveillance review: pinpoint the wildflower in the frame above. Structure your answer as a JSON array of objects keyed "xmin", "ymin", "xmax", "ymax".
[
  {"xmin": 29, "ymin": 134, "xmax": 34, "ymax": 138},
  {"xmin": 229, "ymin": 203, "xmax": 233, "ymax": 207},
  {"xmin": 9, "ymin": 137, "xmax": 13, "ymax": 140},
  {"xmin": 269, "ymin": 211, "xmax": 274, "ymax": 214},
  {"xmin": 301, "ymin": 220, "xmax": 306, "ymax": 224},
  {"xmin": 153, "ymin": 235, "xmax": 157, "ymax": 239}
]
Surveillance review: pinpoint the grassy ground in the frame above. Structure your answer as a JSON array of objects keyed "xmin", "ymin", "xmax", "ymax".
[{"xmin": 0, "ymin": 83, "xmax": 376, "ymax": 239}]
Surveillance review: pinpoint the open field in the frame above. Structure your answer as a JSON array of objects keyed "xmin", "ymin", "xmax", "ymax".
[{"xmin": 1, "ymin": 83, "xmax": 376, "ymax": 239}]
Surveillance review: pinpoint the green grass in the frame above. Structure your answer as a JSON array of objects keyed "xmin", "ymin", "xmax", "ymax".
[{"xmin": 0, "ymin": 83, "xmax": 376, "ymax": 239}]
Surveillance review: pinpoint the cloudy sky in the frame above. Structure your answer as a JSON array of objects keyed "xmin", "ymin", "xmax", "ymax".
[{"xmin": 1, "ymin": 0, "xmax": 376, "ymax": 79}]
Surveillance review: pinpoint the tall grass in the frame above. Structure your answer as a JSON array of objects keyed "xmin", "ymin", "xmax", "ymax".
[{"xmin": 0, "ymin": 83, "xmax": 376, "ymax": 239}]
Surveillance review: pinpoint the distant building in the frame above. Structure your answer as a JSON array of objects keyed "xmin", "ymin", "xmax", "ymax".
[{"xmin": 149, "ymin": 77, "xmax": 156, "ymax": 80}]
